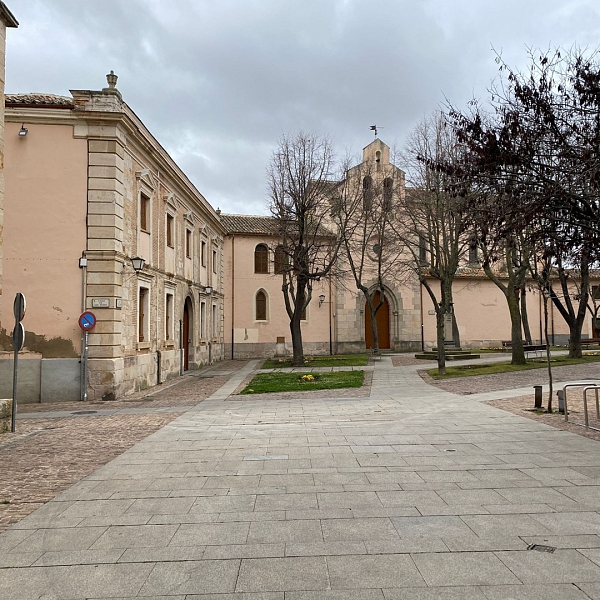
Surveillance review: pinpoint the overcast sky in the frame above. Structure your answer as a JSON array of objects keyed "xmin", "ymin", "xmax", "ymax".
[{"xmin": 5, "ymin": 0, "xmax": 600, "ymax": 215}]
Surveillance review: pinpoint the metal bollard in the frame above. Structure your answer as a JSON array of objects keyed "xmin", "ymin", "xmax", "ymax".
[
  {"xmin": 534, "ymin": 385, "xmax": 543, "ymax": 409},
  {"xmin": 557, "ymin": 390, "xmax": 565, "ymax": 415}
]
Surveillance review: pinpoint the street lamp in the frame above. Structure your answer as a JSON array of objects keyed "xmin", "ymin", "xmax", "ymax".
[
  {"xmin": 319, "ymin": 294, "xmax": 326, "ymax": 307},
  {"xmin": 131, "ymin": 256, "xmax": 145, "ymax": 273}
]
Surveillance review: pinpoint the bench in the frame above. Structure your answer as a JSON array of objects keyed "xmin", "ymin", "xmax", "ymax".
[
  {"xmin": 524, "ymin": 344, "xmax": 547, "ymax": 358},
  {"xmin": 502, "ymin": 341, "xmax": 547, "ymax": 358},
  {"xmin": 580, "ymin": 339, "xmax": 600, "ymax": 347}
]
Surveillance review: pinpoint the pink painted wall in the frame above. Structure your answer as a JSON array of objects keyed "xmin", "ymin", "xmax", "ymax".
[
  {"xmin": 1, "ymin": 122, "xmax": 87, "ymax": 356},
  {"xmin": 421, "ymin": 276, "xmax": 583, "ymax": 347},
  {"xmin": 224, "ymin": 235, "xmax": 332, "ymax": 350}
]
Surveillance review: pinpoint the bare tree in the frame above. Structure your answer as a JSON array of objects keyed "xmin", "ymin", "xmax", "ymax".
[
  {"xmin": 332, "ymin": 152, "xmax": 406, "ymax": 354},
  {"xmin": 449, "ymin": 47, "xmax": 600, "ymax": 360},
  {"xmin": 267, "ymin": 132, "xmax": 340, "ymax": 366},
  {"xmin": 398, "ymin": 113, "xmax": 472, "ymax": 374}
]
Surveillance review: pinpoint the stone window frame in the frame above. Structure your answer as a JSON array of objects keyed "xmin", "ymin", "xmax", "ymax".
[
  {"xmin": 165, "ymin": 285, "xmax": 176, "ymax": 343},
  {"xmin": 254, "ymin": 244, "xmax": 269, "ymax": 274},
  {"xmin": 255, "ymin": 289, "xmax": 268, "ymax": 322}
]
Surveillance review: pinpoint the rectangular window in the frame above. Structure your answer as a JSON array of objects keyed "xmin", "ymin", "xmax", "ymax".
[
  {"xmin": 201, "ymin": 241, "xmax": 206, "ymax": 267},
  {"xmin": 468, "ymin": 244, "xmax": 478, "ymax": 265},
  {"xmin": 212, "ymin": 304, "xmax": 218, "ymax": 338},
  {"xmin": 166, "ymin": 214, "xmax": 174, "ymax": 248},
  {"xmin": 140, "ymin": 193, "xmax": 150, "ymax": 232},
  {"xmin": 186, "ymin": 229, "xmax": 192, "ymax": 258},
  {"xmin": 165, "ymin": 293, "xmax": 174, "ymax": 341},
  {"xmin": 138, "ymin": 286, "xmax": 150, "ymax": 342},
  {"xmin": 301, "ymin": 304, "xmax": 307, "ymax": 321},
  {"xmin": 212, "ymin": 249, "xmax": 217, "ymax": 273},
  {"xmin": 419, "ymin": 234, "xmax": 428, "ymax": 265},
  {"xmin": 200, "ymin": 301, "xmax": 206, "ymax": 339}
]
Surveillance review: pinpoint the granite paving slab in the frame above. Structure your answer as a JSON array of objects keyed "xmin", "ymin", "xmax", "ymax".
[{"xmin": 2, "ymin": 356, "xmax": 600, "ymax": 596}]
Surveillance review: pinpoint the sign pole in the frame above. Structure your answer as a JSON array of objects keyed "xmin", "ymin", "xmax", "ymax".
[
  {"xmin": 11, "ymin": 293, "xmax": 26, "ymax": 433},
  {"xmin": 83, "ymin": 331, "xmax": 89, "ymax": 402},
  {"xmin": 78, "ymin": 311, "xmax": 97, "ymax": 402},
  {"xmin": 11, "ymin": 336, "xmax": 18, "ymax": 432}
]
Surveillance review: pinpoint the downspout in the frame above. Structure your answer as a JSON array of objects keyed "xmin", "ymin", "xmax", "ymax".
[
  {"xmin": 231, "ymin": 235, "xmax": 235, "ymax": 359},
  {"xmin": 539, "ymin": 289, "xmax": 543, "ymax": 345},
  {"xmin": 419, "ymin": 280, "xmax": 425, "ymax": 351},
  {"xmin": 328, "ymin": 270, "xmax": 333, "ymax": 355},
  {"xmin": 80, "ymin": 253, "xmax": 87, "ymax": 401}
]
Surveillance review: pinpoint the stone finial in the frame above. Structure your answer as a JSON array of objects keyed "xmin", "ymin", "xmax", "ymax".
[
  {"xmin": 101, "ymin": 70, "xmax": 122, "ymax": 100},
  {"xmin": 106, "ymin": 70, "xmax": 118, "ymax": 89},
  {"xmin": 216, "ymin": 208, "xmax": 221, "ymax": 216}
]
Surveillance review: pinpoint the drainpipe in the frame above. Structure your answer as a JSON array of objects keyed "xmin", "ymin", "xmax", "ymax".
[
  {"xmin": 231, "ymin": 235, "xmax": 235, "ymax": 359},
  {"xmin": 79, "ymin": 253, "xmax": 87, "ymax": 401},
  {"xmin": 328, "ymin": 270, "xmax": 333, "ymax": 355},
  {"xmin": 419, "ymin": 280, "xmax": 425, "ymax": 351}
]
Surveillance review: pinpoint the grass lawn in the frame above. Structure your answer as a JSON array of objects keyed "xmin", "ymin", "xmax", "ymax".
[
  {"xmin": 427, "ymin": 353, "xmax": 600, "ymax": 380},
  {"xmin": 262, "ymin": 354, "xmax": 369, "ymax": 369},
  {"xmin": 240, "ymin": 370, "xmax": 365, "ymax": 394}
]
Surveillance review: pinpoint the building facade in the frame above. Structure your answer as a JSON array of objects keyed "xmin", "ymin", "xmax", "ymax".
[
  {"xmin": 0, "ymin": 73, "xmax": 224, "ymax": 402},
  {"xmin": 222, "ymin": 139, "xmax": 585, "ymax": 357}
]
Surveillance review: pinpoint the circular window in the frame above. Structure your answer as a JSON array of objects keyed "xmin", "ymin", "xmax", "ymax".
[{"xmin": 373, "ymin": 244, "xmax": 381, "ymax": 256}]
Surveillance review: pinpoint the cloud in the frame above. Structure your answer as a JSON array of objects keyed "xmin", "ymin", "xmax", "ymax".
[{"xmin": 6, "ymin": 0, "xmax": 600, "ymax": 214}]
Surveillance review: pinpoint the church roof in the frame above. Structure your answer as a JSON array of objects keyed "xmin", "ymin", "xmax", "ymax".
[
  {"xmin": 6, "ymin": 93, "xmax": 74, "ymax": 108},
  {"xmin": 220, "ymin": 214, "xmax": 278, "ymax": 235}
]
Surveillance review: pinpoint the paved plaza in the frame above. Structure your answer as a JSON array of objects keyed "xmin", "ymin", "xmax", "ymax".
[{"xmin": 2, "ymin": 358, "xmax": 600, "ymax": 598}]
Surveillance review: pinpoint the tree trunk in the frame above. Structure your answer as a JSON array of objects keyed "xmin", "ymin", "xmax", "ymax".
[
  {"xmin": 568, "ymin": 326, "xmax": 582, "ymax": 359},
  {"xmin": 436, "ymin": 309, "xmax": 446, "ymax": 375},
  {"xmin": 543, "ymin": 294, "xmax": 553, "ymax": 412},
  {"xmin": 521, "ymin": 285, "xmax": 532, "ymax": 344},
  {"xmin": 367, "ymin": 296, "xmax": 380, "ymax": 354},
  {"xmin": 507, "ymin": 288, "xmax": 526, "ymax": 365},
  {"xmin": 290, "ymin": 280, "xmax": 307, "ymax": 366}
]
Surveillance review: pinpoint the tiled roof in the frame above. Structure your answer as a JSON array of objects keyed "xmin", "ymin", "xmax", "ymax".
[
  {"xmin": 220, "ymin": 214, "xmax": 278, "ymax": 235},
  {"xmin": 5, "ymin": 93, "xmax": 74, "ymax": 108}
]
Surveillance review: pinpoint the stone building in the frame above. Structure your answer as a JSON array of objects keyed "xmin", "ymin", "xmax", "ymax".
[
  {"xmin": 0, "ymin": 73, "xmax": 224, "ymax": 402},
  {"xmin": 221, "ymin": 139, "xmax": 423, "ymax": 357}
]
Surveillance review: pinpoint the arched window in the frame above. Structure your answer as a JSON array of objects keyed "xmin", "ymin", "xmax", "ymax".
[
  {"xmin": 256, "ymin": 290, "xmax": 267, "ymax": 321},
  {"xmin": 274, "ymin": 245, "xmax": 287, "ymax": 274},
  {"xmin": 383, "ymin": 178, "xmax": 393, "ymax": 212},
  {"xmin": 363, "ymin": 176, "xmax": 373, "ymax": 212},
  {"xmin": 254, "ymin": 244, "xmax": 269, "ymax": 273}
]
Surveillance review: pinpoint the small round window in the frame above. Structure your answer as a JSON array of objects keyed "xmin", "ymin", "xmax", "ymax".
[{"xmin": 373, "ymin": 244, "xmax": 381, "ymax": 256}]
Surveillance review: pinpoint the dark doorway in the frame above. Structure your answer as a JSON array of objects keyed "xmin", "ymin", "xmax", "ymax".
[
  {"xmin": 183, "ymin": 298, "xmax": 192, "ymax": 371},
  {"xmin": 365, "ymin": 291, "xmax": 390, "ymax": 349}
]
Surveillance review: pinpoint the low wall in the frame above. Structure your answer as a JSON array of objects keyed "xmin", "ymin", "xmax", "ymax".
[
  {"xmin": 0, "ymin": 399, "xmax": 11, "ymax": 433},
  {"xmin": 0, "ymin": 357, "xmax": 81, "ymax": 403}
]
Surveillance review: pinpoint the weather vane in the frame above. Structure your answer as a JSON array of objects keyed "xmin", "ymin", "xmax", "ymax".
[{"xmin": 370, "ymin": 125, "xmax": 383, "ymax": 137}]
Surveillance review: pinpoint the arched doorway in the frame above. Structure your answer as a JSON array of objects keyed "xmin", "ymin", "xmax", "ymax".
[
  {"xmin": 183, "ymin": 298, "xmax": 192, "ymax": 371},
  {"xmin": 365, "ymin": 291, "xmax": 390, "ymax": 349}
]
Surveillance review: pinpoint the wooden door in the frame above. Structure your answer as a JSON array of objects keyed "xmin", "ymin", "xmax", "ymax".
[
  {"xmin": 365, "ymin": 292, "xmax": 390, "ymax": 349},
  {"xmin": 183, "ymin": 300, "xmax": 191, "ymax": 371}
]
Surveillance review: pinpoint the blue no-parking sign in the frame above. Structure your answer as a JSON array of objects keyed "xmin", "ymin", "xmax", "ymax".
[{"xmin": 78, "ymin": 311, "xmax": 97, "ymax": 331}]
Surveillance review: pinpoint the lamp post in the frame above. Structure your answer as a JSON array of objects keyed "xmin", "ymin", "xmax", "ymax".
[{"xmin": 319, "ymin": 294, "xmax": 326, "ymax": 307}]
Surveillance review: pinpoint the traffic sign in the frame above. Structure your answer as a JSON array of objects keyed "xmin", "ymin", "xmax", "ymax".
[
  {"xmin": 78, "ymin": 311, "xmax": 97, "ymax": 331},
  {"xmin": 13, "ymin": 293, "xmax": 26, "ymax": 322},
  {"xmin": 12, "ymin": 323, "xmax": 25, "ymax": 351}
]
